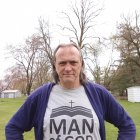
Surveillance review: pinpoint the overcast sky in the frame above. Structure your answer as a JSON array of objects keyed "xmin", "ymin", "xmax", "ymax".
[{"xmin": 0, "ymin": 0, "xmax": 140, "ymax": 79}]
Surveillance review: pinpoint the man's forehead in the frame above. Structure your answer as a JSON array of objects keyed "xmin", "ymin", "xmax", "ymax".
[
  {"xmin": 55, "ymin": 46, "xmax": 80, "ymax": 56},
  {"xmin": 55, "ymin": 52, "xmax": 81, "ymax": 61}
]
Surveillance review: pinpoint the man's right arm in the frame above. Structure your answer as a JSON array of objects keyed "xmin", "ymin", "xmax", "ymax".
[{"xmin": 5, "ymin": 96, "xmax": 36, "ymax": 140}]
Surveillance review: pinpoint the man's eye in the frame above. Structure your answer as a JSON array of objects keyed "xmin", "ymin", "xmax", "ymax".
[
  {"xmin": 70, "ymin": 61, "xmax": 78, "ymax": 65},
  {"xmin": 59, "ymin": 62, "xmax": 66, "ymax": 65}
]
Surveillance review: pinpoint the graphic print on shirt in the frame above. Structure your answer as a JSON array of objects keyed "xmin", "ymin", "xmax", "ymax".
[{"xmin": 49, "ymin": 100, "xmax": 95, "ymax": 140}]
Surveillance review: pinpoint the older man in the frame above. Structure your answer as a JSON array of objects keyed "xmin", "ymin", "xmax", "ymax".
[{"xmin": 5, "ymin": 43, "xmax": 136, "ymax": 140}]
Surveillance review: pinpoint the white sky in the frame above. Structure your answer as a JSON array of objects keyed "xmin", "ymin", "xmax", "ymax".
[{"xmin": 0, "ymin": 0, "xmax": 140, "ymax": 79}]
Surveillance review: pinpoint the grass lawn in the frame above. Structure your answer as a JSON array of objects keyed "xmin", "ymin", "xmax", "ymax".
[{"xmin": 0, "ymin": 97, "xmax": 140, "ymax": 140}]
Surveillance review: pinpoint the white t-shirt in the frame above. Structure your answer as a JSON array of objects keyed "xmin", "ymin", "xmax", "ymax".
[{"xmin": 43, "ymin": 85, "xmax": 101, "ymax": 140}]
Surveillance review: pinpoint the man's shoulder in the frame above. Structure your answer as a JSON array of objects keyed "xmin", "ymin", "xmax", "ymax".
[
  {"xmin": 85, "ymin": 81, "xmax": 107, "ymax": 91},
  {"xmin": 28, "ymin": 82, "xmax": 55, "ymax": 99}
]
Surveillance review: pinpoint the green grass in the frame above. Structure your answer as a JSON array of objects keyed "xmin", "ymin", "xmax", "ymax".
[{"xmin": 0, "ymin": 97, "xmax": 140, "ymax": 140}]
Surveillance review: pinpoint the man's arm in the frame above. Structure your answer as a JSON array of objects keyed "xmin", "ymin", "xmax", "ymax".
[
  {"xmin": 106, "ymin": 94, "xmax": 136, "ymax": 140},
  {"xmin": 5, "ymin": 96, "xmax": 36, "ymax": 140}
]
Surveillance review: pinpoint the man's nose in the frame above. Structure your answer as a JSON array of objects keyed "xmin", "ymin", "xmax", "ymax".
[{"xmin": 64, "ymin": 63, "xmax": 72, "ymax": 71}]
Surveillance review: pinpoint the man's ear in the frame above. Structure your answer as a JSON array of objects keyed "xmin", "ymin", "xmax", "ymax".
[
  {"xmin": 53, "ymin": 63, "xmax": 56, "ymax": 70},
  {"xmin": 82, "ymin": 60, "xmax": 84, "ymax": 66}
]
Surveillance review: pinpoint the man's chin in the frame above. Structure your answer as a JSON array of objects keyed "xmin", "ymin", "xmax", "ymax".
[
  {"xmin": 63, "ymin": 79, "xmax": 74, "ymax": 83},
  {"xmin": 62, "ymin": 78, "xmax": 75, "ymax": 83}
]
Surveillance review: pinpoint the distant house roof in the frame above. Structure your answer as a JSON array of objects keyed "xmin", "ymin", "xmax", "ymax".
[{"xmin": 2, "ymin": 90, "xmax": 20, "ymax": 93}]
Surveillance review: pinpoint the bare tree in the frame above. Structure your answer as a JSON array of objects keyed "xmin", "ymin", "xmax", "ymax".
[
  {"xmin": 85, "ymin": 43, "xmax": 102, "ymax": 83},
  {"xmin": 33, "ymin": 51, "xmax": 53, "ymax": 89},
  {"xmin": 31, "ymin": 18, "xmax": 54, "ymax": 87},
  {"xmin": 8, "ymin": 35, "xmax": 42, "ymax": 95},
  {"xmin": 109, "ymin": 11, "xmax": 140, "ymax": 93},
  {"xmin": 6, "ymin": 18, "xmax": 53, "ymax": 95},
  {"xmin": 37, "ymin": 18, "xmax": 53, "ymax": 65},
  {"xmin": 113, "ymin": 11, "xmax": 140, "ymax": 68},
  {"xmin": 60, "ymin": 0, "xmax": 102, "ymax": 48},
  {"xmin": 4, "ymin": 66, "xmax": 26, "ymax": 93},
  {"xmin": 85, "ymin": 39, "xmax": 119, "ymax": 89},
  {"xmin": 0, "ymin": 80, "xmax": 5, "ymax": 92}
]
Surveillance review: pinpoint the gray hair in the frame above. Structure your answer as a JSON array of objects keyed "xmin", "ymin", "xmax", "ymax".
[{"xmin": 52, "ymin": 43, "xmax": 87, "ymax": 84}]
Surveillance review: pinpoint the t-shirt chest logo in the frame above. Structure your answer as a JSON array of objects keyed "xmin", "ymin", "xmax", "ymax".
[
  {"xmin": 49, "ymin": 100, "xmax": 94, "ymax": 140},
  {"xmin": 50, "ymin": 100, "xmax": 93, "ymax": 118}
]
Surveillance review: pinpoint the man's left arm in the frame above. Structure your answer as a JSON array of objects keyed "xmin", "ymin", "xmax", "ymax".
[{"xmin": 106, "ymin": 94, "xmax": 136, "ymax": 140}]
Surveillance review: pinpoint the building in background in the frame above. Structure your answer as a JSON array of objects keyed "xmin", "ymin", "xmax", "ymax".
[
  {"xmin": 127, "ymin": 86, "xmax": 140, "ymax": 102},
  {"xmin": 1, "ymin": 90, "xmax": 21, "ymax": 98}
]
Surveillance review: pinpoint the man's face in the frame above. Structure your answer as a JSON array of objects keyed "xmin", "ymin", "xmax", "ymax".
[{"xmin": 54, "ymin": 46, "xmax": 82, "ymax": 88}]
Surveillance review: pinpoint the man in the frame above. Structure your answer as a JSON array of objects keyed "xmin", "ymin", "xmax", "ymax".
[{"xmin": 5, "ymin": 43, "xmax": 136, "ymax": 140}]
